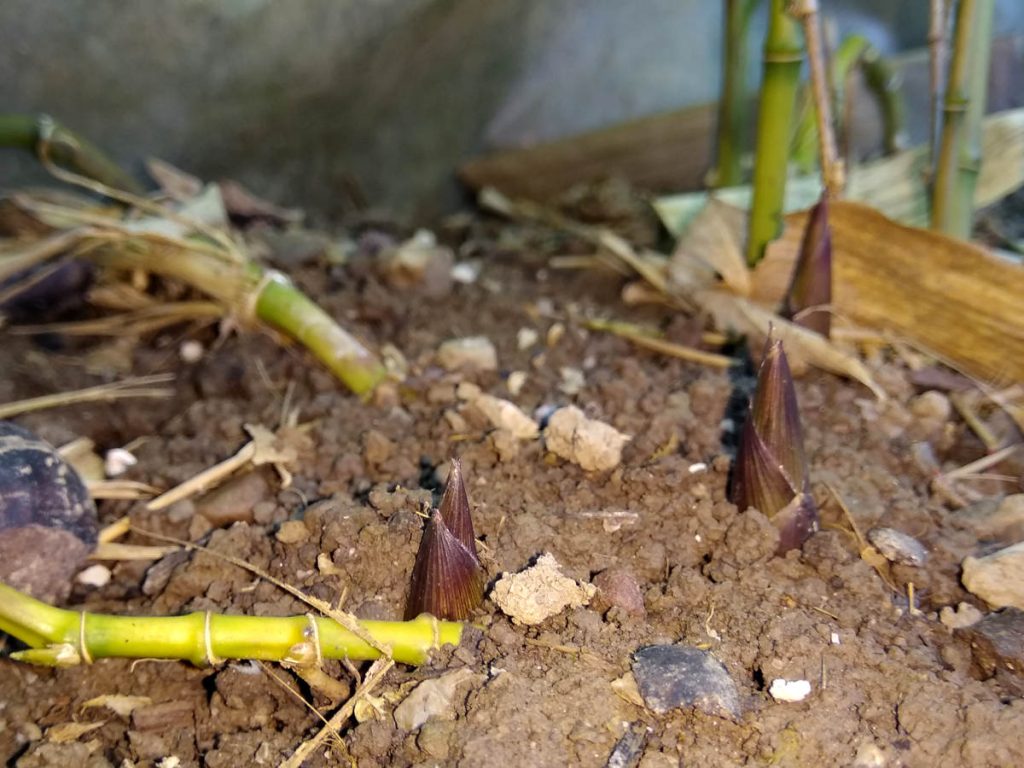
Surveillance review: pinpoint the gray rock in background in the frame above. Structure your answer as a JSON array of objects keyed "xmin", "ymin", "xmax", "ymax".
[{"xmin": 1, "ymin": 0, "xmax": 1022, "ymax": 220}]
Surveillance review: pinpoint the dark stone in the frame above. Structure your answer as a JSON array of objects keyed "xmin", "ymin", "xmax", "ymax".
[
  {"xmin": 605, "ymin": 722, "xmax": 647, "ymax": 768},
  {"xmin": 958, "ymin": 608, "xmax": 1024, "ymax": 678},
  {"xmin": 0, "ymin": 421, "xmax": 97, "ymax": 601},
  {"xmin": 632, "ymin": 644, "xmax": 742, "ymax": 720}
]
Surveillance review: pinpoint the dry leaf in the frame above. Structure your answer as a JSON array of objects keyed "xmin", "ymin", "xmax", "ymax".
[
  {"xmin": 698, "ymin": 289, "xmax": 885, "ymax": 399},
  {"xmin": 47, "ymin": 720, "xmax": 106, "ymax": 743},
  {"xmin": 146, "ymin": 158, "xmax": 203, "ymax": 201},
  {"xmin": 760, "ymin": 201, "xmax": 1024, "ymax": 387},
  {"xmin": 82, "ymin": 694, "xmax": 153, "ymax": 717},
  {"xmin": 671, "ymin": 198, "xmax": 749, "ymax": 295},
  {"xmin": 90, "ymin": 542, "xmax": 180, "ymax": 561}
]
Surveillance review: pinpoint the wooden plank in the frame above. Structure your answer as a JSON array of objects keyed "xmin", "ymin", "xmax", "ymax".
[{"xmin": 459, "ymin": 103, "xmax": 717, "ymax": 200}]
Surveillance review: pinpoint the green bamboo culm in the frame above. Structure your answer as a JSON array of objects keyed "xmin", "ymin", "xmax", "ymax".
[
  {"xmin": 712, "ymin": 0, "xmax": 760, "ymax": 188},
  {"xmin": 93, "ymin": 247, "xmax": 388, "ymax": 398},
  {"xmin": 746, "ymin": 0, "xmax": 805, "ymax": 267},
  {"xmin": 931, "ymin": 0, "xmax": 994, "ymax": 238},
  {"xmin": 256, "ymin": 272, "xmax": 388, "ymax": 397},
  {"xmin": 0, "ymin": 582, "xmax": 461, "ymax": 667},
  {"xmin": 0, "ymin": 114, "xmax": 143, "ymax": 194}
]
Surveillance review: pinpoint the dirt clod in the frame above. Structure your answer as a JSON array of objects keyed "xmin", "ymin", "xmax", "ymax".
[
  {"xmin": 544, "ymin": 405, "xmax": 630, "ymax": 471},
  {"xmin": 491, "ymin": 553, "xmax": 596, "ymax": 625}
]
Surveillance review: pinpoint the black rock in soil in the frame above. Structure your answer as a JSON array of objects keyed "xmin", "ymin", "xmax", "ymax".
[
  {"xmin": 0, "ymin": 420, "xmax": 97, "ymax": 601},
  {"xmin": 632, "ymin": 643, "xmax": 742, "ymax": 720}
]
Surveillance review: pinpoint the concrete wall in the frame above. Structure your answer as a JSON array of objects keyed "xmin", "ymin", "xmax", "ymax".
[{"xmin": 2, "ymin": 0, "xmax": 1023, "ymax": 221}]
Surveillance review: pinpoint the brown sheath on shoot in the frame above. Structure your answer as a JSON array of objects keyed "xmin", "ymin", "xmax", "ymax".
[
  {"xmin": 405, "ymin": 509, "xmax": 484, "ymax": 622},
  {"xmin": 782, "ymin": 194, "xmax": 832, "ymax": 338},
  {"xmin": 732, "ymin": 337, "xmax": 819, "ymax": 552},
  {"xmin": 438, "ymin": 458, "xmax": 477, "ymax": 557}
]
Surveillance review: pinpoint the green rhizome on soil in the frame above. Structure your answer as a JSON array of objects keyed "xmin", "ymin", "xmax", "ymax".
[{"xmin": 1, "ymin": 216, "xmax": 1022, "ymax": 767}]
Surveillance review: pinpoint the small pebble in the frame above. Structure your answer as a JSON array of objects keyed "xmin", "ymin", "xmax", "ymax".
[
  {"xmin": 939, "ymin": 602, "xmax": 984, "ymax": 630},
  {"xmin": 104, "ymin": 448, "xmax": 138, "ymax": 478},
  {"xmin": 471, "ymin": 394, "xmax": 539, "ymax": 439},
  {"xmin": 957, "ymin": 607, "xmax": 1024, "ymax": 678},
  {"xmin": 544, "ymin": 406, "xmax": 630, "ymax": 472},
  {"xmin": 558, "ymin": 367, "xmax": 585, "ymax": 395},
  {"xmin": 179, "ymin": 339, "xmax": 204, "ymax": 363},
  {"xmin": 768, "ymin": 678, "xmax": 811, "ymax": 702},
  {"xmin": 852, "ymin": 741, "xmax": 887, "ymax": 767},
  {"xmin": 196, "ymin": 471, "xmax": 268, "ymax": 527},
  {"xmin": 450, "ymin": 261, "xmax": 479, "ymax": 284},
  {"xmin": 393, "ymin": 668, "xmax": 481, "ymax": 731},
  {"xmin": 275, "ymin": 520, "xmax": 309, "ymax": 544},
  {"xmin": 437, "ymin": 336, "xmax": 497, "ymax": 372},
  {"xmin": 76, "ymin": 564, "xmax": 112, "ymax": 588},
  {"xmin": 867, "ymin": 527, "xmax": 927, "ymax": 566},
  {"xmin": 516, "ymin": 327, "xmax": 539, "ymax": 350},
  {"xmin": 546, "ymin": 322, "xmax": 565, "ymax": 347},
  {"xmin": 591, "ymin": 568, "xmax": 646, "ymax": 618},
  {"xmin": 962, "ymin": 542, "xmax": 1024, "ymax": 610},
  {"xmin": 632, "ymin": 644, "xmax": 741, "ymax": 719},
  {"xmin": 688, "ymin": 462, "xmax": 707, "ymax": 474},
  {"xmin": 506, "ymin": 370, "xmax": 528, "ymax": 396}
]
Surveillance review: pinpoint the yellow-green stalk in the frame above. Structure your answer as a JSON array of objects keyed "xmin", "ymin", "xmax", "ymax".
[
  {"xmin": 0, "ymin": 114, "xmax": 142, "ymax": 194},
  {"xmin": 932, "ymin": 0, "xmax": 994, "ymax": 238},
  {"xmin": 92, "ymin": 245, "xmax": 387, "ymax": 397},
  {"xmin": 0, "ymin": 582, "xmax": 461, "ymax": 667},
  {"xmin": 712, "ymin": 0, "xmax": 759, "ymax": 188},
  {"xmin": 746, "ymin": 0, "xmax": 805, "ymax": 266}
]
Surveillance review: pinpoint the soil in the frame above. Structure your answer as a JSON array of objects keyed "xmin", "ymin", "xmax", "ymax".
[{"xmin": 1, "ymin": 214, "xmax": 1023, "ymax": 768}]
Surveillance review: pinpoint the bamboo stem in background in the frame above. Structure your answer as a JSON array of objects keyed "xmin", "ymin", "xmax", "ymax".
[
  {"xmin": 956, "ymin": 0, "xmax": 995, "ymax": 232},
  {"xmin": 793, "ymin": 0, "xmax": 845, "ymax": 196},
  {"xmin": 0, "ymin": 114, "xmax": 142, "ymax": 194},
  {"xmin": 928, "ymin": 0, "xmax": 948, "ymax": 170},
  {"xmin": 791, "ymin": 36, "xmax": 906, "ymax": 174},
  {"xmin": 0, "ymin": 582, "xmax": 461, "ymax": 667},
  {"xmin": 713, "ymin": 0, "xmax": 759, "ymax": 188},
  {"xmin": 932, "ymin": 0, "xmax": 994, "ymax": 238},
  {"xmin": 746, "ymin": 0, "xmax": 804, "ymax": 266}
]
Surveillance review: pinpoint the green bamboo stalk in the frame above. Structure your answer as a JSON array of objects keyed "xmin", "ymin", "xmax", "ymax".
[
  {"xmin": 928, "ymin": 0, "xmax": 949, "ymax": 170},
  {"xmin": 92, "ymin": 246, "xmax": 388, "ymax": 397},
  {"xmin": 932, "ymin": 0, "xmax": 994, "ymax": 237},
  {"xmin": 0, "ymin": 114, "xmax": 143, "ymax": 194},
  {"xmin": 256, "ymin": 273, "xmax": 387, "ymax": 396},
  {"xmin": 746, "ymin": 0, "xmax": 804, "ymax": 267},
  {"xmin": 0, "ymin": 582, "xmax": 461, "ymax": 667},
  {"xmin": 712, "ymin": 0, "xmax": 760, "ymax": 188}
]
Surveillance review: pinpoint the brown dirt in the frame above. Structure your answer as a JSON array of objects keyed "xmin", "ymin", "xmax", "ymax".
[{"xmin": 1, "ymin": 219, "xmax": 1023, "ymax": 767}]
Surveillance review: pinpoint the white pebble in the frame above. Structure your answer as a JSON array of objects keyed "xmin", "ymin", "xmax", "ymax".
[
  {"xmin": 831, "ymin": 631, "xmax": 841, "ymax": 645},
  {"xmin": 769, "ymin": 678, "xmax": 811, "ymax": 702},
  {"xmin": 104, "ymin": 448, "xmax": 138, "ymax": 478},
  {"xmin": 517, "ymin": 327, "xmax": 539, "ymax": 350},
  {"xmin": 76, "ymin": 564, "xmax": 112, "ymax": 588},
  {"xmin": 179, "ymin": 339, "xmax": 204, "ymax": 362},
  {"xmin": 688, "ymin": 462, "xmax": 707, "ymax": 474},
  {"xmin": 451, "ymin": 261, "xmax": 480, "ymax": 284},
  {"xmin": 507, "ymin": 370, "xmax": 528, "ymax": 396}
]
